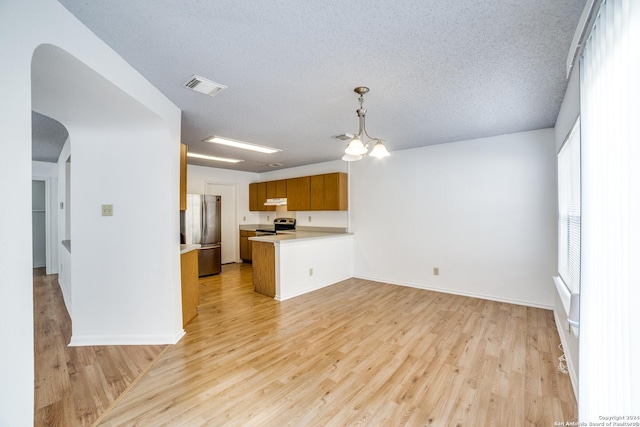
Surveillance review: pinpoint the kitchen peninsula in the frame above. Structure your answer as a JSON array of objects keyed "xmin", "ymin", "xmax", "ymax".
[{"xmin": 249, "ymin": 231, "xmax": 353, "ymax": 300}]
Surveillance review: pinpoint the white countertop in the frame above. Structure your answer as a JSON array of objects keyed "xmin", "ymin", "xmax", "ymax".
[
  {"xmin": 249, "ymin": 231, "xmax": 353, "ymax": 244},
  {"xmin": 180, "ymin": 244, "xmax": 201, "ymax": 254}
]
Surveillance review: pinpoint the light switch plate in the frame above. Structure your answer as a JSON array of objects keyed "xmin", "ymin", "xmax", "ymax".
[{"xmin": 102, "ymin": 204, "xmax": 114, "ymax": 216}]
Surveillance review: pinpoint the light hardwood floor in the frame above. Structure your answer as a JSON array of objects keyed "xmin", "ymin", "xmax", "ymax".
[
  {"xmin": 33, "ymin": 268, "xmax": 166, "ymax": 426},
  {"xmin": 95, "ymin": 263, "xmax": 577, "ymax": 426}
]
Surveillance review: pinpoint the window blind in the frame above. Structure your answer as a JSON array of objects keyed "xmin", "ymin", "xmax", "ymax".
[
  {"xmin": 557, "ymin": 119, "xmax": 581, "ymax": 295},
  {"xmin": 579, "ymin": 0, "xmax": 640, "ymax": 418}
]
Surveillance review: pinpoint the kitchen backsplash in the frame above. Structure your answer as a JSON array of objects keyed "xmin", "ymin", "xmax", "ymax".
[{"xmin": 258, "ymin": 207, "xmax": 348, "ymax": 229}]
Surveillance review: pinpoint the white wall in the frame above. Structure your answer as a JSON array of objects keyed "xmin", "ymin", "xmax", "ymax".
[
  {"xmin": 57, "ymin": 139, "xmax": 72, "ymax": 311},
  {"xmin": 0, "ymin": 0, "xmax": 182, "ymax": 423},
  {"xmin": 554, "ymin": 62, "xmax": 581, "ymax": 397},
  {"xmin": 276, "ymin": 235, "xmax": 354, "ymax": 300},
  {"xmin": 188, "ymin": 164, "xmax": 259, "ymax": 226},
  {"xmin": 350, "ymin": 128, "xmax": 558, "ymax": 308}
]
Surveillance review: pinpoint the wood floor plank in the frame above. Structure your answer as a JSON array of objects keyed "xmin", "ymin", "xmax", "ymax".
[
  {"xmin": 32, "ymin": 268, "xmax": 167, "ymax": 427},
  {"xmin": 38, "ymin": 263, "xmax": 577, "ymax": 426}
]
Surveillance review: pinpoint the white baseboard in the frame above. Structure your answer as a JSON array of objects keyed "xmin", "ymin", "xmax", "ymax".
[
  {"xmin": 353, "ymin": 275, "xmax": 554, "ymax": 310},
  {"xmin": 57, "ymin": 278, "xmax": 72, "ymax": 317},
  {"xmin": 553, "ymin": 309, "xmax": 579, "ymax": 400},
  {"xmin": 69, "ymin": 329, "xmax": 185, "ymax": 347}
]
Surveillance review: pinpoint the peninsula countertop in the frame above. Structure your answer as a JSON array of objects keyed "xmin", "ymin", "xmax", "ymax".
[{"xmin": 249, "ymin": 230, "xmax": 353, "ymax": 244}]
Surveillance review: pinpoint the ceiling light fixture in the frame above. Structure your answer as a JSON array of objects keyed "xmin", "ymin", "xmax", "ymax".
[
  {"xmin": 204, "ymin": 136, "xmax": 281, "ymax": 154},
  {"xmin": 341, "ymin": 87, "xmax": 390, "ymax": 161},
  {"xmin": 187, "ymin": 152, "xmax": 244, "ymax": 163}
]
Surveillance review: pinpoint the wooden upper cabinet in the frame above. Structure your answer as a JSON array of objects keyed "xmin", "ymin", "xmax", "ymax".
[
  {"xmin": 285, "ymin": 178, "xmax": 299, "ymax": 210},
  {"xmin": 249, "ymin": 182, "xmax": 274, "ymax": 211},
  {"xmin": 266, "ymin": 181, "xmax": 277, "ymax": 199},
  {"xmin": 180, "ymin": 143, "xmax": 187, "ymax": 211},
  {"xmin": 249, "ymin": 183, "xmax": 258, "ymax": 211},
  {"xmin": 276, "ymin": 180, "xmax": 287, "ymax": 198},
  {"xmin": 266, "ymin": 180, "xmax": 287, "ymax": 199},
  {"xmin": 297, "ymin": 177, "xmax": 311, "ymax": 210},
  {"xmin": 308, "ymin": 173, "xmax": 348, "ymax": 211},
  {"xmin": 323, "ymin": 172, "xmax": 348, "ymax": 210},
  {"xmin": 257, "ymin": 182, "xmax": 267, "ymax": 211},
  {"xmin": 250, "ymin": 173, "xmax": 345, "ymax": 211},
  {"xmin": 310, "ymin": 175, "xmax": 325, "ymax": 210}
]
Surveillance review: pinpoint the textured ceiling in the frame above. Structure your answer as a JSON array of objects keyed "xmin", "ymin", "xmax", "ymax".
[
  {"xmin": 32, "ymin": 112, "xmax": 68, "ymax": 163},
  {"xmin": 48, "ymin": 0, "xmax": 585, "ymax": 172}
]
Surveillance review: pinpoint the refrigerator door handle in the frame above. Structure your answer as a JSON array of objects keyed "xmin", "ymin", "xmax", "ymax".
[{"xmin": 201, "ymin": 196, "xmax": 207, "ymax": 243}]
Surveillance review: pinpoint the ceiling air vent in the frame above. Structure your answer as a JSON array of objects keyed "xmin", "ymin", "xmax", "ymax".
[
  {"xmin": 331, "ymin": 133, "xmax": 355, "ymax": 142},
  {"xmin": 183, "ymin": 75, "xmax": 227, "ymax": 97}
]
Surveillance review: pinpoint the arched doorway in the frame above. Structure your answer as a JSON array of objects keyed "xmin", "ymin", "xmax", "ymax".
[{"xmin": 29, "ymin": 43, "xmax": 182, "ymax": 424}]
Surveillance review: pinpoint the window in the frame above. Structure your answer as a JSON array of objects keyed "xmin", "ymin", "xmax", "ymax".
[{"xmin": 557, "ymin": 118, "xmax": 581, "ymax": 295}]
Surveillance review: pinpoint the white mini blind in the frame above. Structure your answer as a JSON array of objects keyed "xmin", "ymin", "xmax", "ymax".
[
  {"xmin": 557, "ymin": 119, "xmax": 581, "ymax": 295},
  {"xmin": 579, "ymin": 0, "xmax": 640, "ymax": 418}
]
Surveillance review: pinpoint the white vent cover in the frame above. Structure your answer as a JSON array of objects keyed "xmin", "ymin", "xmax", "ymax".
[{"xmin": 183, "ymin": 75, "xmax": 227, "ymax": 97}]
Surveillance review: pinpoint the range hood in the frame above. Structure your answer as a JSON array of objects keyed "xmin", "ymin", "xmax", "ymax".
[{"xmin": 264, "ymin": 198, "xmax": 287, "ymax": 206}]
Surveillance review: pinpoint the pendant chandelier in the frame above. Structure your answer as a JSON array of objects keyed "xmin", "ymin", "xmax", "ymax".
[{"xmin": 341, "ymin": 86, "xmax": 390, "ymax": 161}]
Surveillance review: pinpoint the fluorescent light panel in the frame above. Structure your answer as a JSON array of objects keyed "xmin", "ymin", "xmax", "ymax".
[
  {"xmin": 187, "ymin": 152, "xmax": 244, "ymax": 163},
  {"xmin": 204, "ymin": 136, "xmax": 281, "ymax": 154}
]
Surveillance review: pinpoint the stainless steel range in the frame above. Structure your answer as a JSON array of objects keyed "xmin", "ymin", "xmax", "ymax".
[{"xmin": 255, "ymin": 217, "xmax": 296, "ymax": 236}]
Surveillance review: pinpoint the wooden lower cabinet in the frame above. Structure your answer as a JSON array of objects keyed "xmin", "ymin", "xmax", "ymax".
[
  {"xmin": 180, "ymin": 249, "xmax": 199, "ymax": 327},
  {"xmin": 240, "ymin": 230, "xmax": 256, "ymax": 262},
  {"xmin": 252, "ymin": 241, "xmax": 276, "ymax": 297}
]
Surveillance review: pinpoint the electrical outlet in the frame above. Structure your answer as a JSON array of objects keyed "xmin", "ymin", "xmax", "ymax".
[
  {"xmin": 433, "ymin": 267, "xmax": 439, "ymax": 276},
  {"xmin": 101, "ymin": 204, "xmax": 113, "ymax": 216},
  {"xmin": 309, "ymin": 268, "xmax": 314, "ymax": 276},
  {"xmin": 243, "ymin": 216, "xmax": 246, "ymax": 221},
  {"xmin": 267, "ymin": 216, "xmax": 270, "ymax": 221},
  {"xmin": 308, "ymin": 216, "xmax": 312, "ymax": 222}
]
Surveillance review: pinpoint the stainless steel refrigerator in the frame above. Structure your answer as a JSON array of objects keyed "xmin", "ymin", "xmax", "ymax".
[{"xmin": 182, "ymin": 194, "xmax": 222, "ymax": 276}]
